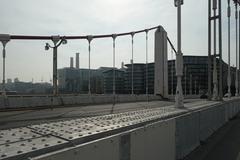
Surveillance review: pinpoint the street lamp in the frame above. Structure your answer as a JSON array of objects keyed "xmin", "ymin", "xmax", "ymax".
[
  {"xmin": 0, "ymin": 34, "xmax": 10, "ymax": 97},
  {"xmin": 45, "ymin": 36, "xmax": 67, "ymax": 96},
  {"xmin": 174, "ymin": 0, "xmax": 184, "ymax": 108}
]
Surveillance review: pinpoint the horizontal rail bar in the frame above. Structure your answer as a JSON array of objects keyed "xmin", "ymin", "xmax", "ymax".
[{"xmin": 9, "ymin": 26, "xmax": 161, "ymax": 41}]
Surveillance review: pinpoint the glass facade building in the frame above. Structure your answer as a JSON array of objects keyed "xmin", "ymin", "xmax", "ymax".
[{"xmin": 58, "ymin": 56, "xmax": 237, "ymax": 96}]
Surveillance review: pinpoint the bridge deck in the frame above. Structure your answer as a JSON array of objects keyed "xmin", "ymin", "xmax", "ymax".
[{"xmin": 0, "ymin": 100, "xmax": 220, "ymax": 160}]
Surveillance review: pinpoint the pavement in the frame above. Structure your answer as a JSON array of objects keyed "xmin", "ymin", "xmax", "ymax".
[
  {"xmin": 185, "ymin": 113, "xmax": 240, "ymax": 160},
  {"xmin": 0, "ymin": 100, "xmax": 175, "ymax": 130},
  {"xmin": 0, "ymin": 99, "xmax": 205, "ymax": 130}
]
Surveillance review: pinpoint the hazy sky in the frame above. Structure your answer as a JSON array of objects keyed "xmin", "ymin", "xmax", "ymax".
[{"xmin": 0, "ymin": 0, "xmax": 238, "ymax": 82}]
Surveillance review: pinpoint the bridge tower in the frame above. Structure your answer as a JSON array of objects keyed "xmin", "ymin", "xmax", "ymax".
[
  {"xmin": 208, "ymin": 0, "xmax": 223, "ymax": 100},
  {"xmin": 154, "ymin": 26, "xmax": 168, "ymax": 99}
]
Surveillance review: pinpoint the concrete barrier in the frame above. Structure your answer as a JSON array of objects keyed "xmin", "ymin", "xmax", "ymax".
[
  {"xmin": 32, "ymin": 119, "xmax": 176, "ymax": 160},
  {"xmin": 175, "ymin": 99, "xmax": 239, "ymax": 159},
  {"xmin": 32, "ymin": 134, "xmax": 120, "ymax": 160},
  {"xmin": 175, "ymin": 111, "xmax": 200, "ymax": 159},
  {"xmin": 130, "ymin": 119, "xmax": 175, "ymax": 160},
  {"xmin": 3, "ymin": 98, "xmax": 240, "ymax": 160},
  {"xmin": 199, "ymin": 104, "xmax": 223, "ymax": 142},
  {"xmin": 0, "ymin": 95, "xmax": 162, "ymax": 109}
]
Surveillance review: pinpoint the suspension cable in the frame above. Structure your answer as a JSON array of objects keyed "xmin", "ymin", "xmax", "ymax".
[
  {"xmin": 87, "ymin": 36, "xmax": 93, "ymax": 95},
  {"xmin": 167, "ymin": 37, "xmax": 177, "ymax": 54},
  {"xmin": 171, "ymin": 49, "xmax": 174, "ymax": 95},
  {"xmin": 2, "ymin": 45, "xmax": 6, "ymax": 95},
  {"xmin": 111, "ymin": 34, "xmax": 117, "ymax": 112},
  {"xmin": 112, "ymin": 34, "xmax": 117, "ymax": 95},
  {"xmin": 145, "ymin": 30, "xmax": 149, "ymax": 100},
  {"xmin": 131, "ymin": 32, "xmax": 135, "ymax": 95}
]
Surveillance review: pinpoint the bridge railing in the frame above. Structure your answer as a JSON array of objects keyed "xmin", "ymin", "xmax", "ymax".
[{"xmin": 0, "ymin": 26, "xmax": 175, "ymax": 100}]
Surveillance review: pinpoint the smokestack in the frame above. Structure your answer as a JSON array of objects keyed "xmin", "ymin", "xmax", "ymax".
[
  {"xmin": 130, "ymin": 59, "xmax": 133, "ymax": 64},
  {"xmin": 121, "ymin": 62, "xmax": 124, "ymax": 69},
  {"xmin": 70, "ymin": 57, "xmax": 74, "ymax": 68},
  {"xmin": 76, "ymin": 53, "xmax": 80, "ymax": 69}
]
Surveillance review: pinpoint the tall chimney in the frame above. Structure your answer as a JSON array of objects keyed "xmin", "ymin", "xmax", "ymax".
[
  {"xmin": 130, "ymin": 59, "xmax": 133, "ymax": 64},
  {"xmin": 121, "ymin": 62, "xmax": 124, "ymax": 69},
  {"xmin": 76, "ymin": 53, "xmax": 80, "ymax": 69},
  {"xmin": 70, "ymin": 57, "xmax": 74, "ymax": 68}
]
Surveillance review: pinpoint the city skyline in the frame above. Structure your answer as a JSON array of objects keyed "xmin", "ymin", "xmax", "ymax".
[{"xmin": 0, "ymin": 0, "xmax": 238, "ymax": 82}]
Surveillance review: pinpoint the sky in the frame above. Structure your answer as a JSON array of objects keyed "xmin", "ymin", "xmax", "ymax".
[{"xmin": 0, "ymin": 0, "xmax": 238, "ymax": 82}]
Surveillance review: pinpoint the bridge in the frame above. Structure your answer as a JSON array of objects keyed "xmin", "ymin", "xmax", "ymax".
[{"xmin": 1, "ymin": 0, "xmax": 240, "ymax": 160}]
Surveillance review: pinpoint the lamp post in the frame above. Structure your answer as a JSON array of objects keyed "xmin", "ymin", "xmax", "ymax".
[
  {"xmin": 174, "ymin": 0, "xmax": 184, "ymax": 108},
  {"xmin": 0, "ymin": 34, "xmax": 10, "ymax": 97},
  {"xmin": 45, "ymin": 36, "xmax": 67, "ymax": 96}
]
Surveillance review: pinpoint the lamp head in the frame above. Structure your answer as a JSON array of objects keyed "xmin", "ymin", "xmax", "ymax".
[
  {"xmin": 62, "ymin": 38, "xmax": 67, "ymax": 45},
  {"xmin": 174, "ymin": 0, "xmax": 183, "ymax": 7}
]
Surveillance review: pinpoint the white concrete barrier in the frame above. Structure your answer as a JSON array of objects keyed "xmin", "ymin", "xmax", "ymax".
[
  {"xmin": 175, "ymin": 112, "xmax": 200, "ymax": 159},
  {"xmin": 176, "ymin": 100, "xmax": 237, "ymax": 159},
  {"xmin": 130, "ymin": 119, "xmax": 175, "ymax": 160},
  {"xmin": 32, "ymin": 119, "xmax": 176, "ymax": 160},
  {"xmin": 0, "ymin": 95, "xmax": 162, "ymax": 109},
  {"xmin": 32, "ymin": 135, "xmax": 120, "ymax": 160},
  {"xmin": 3, "ymin": 98, "xmax": 240, "ymax": 160}
]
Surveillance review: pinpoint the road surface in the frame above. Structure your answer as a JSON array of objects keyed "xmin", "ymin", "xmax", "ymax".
[{"xmin": 0, "ymin": 100, "xmax": 176, "ymax": 129}]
